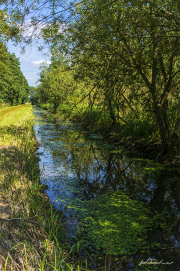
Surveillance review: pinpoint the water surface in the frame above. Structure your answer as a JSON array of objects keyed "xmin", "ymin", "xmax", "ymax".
[{"xmin": 33, "ymin": 106, "xmax": 180, "ymax": 270}]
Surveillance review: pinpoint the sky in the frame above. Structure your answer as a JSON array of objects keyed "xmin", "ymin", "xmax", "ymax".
[
  {"xmin": 4, "ymin": 0, "xmax": 68, "ymax": 88},
  {"xmin": 2, "ymin": 0, "xmax": 70, "ymax": 88},
  {"xmin": 7, "ymin": 40, "xmax": 51, "ymax": 87}
]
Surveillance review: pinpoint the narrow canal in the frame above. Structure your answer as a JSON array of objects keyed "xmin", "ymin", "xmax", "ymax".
[{"xmin": 33, "ymin": 106, "xmax": 180, "ymax": 270}]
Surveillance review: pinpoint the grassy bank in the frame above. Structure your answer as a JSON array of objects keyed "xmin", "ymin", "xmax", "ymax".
[
  {"xmin": 0, "ymin": 105, "xmax": 86, "ymax": 271},
  {"xmin": 0, "ymin": 103, "xmax": 11, "ymax": 109}
]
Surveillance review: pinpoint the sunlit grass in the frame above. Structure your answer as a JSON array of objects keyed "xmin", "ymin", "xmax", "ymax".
[{"xmin": 0, "ymin": 105, "xmax": 87, "ymax": 271}]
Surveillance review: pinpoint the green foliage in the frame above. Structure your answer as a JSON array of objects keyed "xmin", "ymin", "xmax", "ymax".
[
  {"xmin": 33, "ymin": 55, "xmax": 90, "ymax": 114},
  {"xmin": 0, "ymin": 11, "xmax": 29, "ymax": 105},
  {"xmin": 0, "ymin": 43, "xmax": 30, "ymax": 105},
  {"xmin": 0, "ymin": 9, "xmax": 20, "ymax": 43},
  {"xmin": 51, "ymin": 0, "xmax": 180, "ymax": 150},
  {"xmin": 21, "ymin": 0, "xmax": 180, "ymax": 152},
  {"xmin": 34, "ymin": 0, "xmax": 179, "ymax": 152}
]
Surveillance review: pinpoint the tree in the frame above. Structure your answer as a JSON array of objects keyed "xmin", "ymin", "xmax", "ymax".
[
  {"xmin": 35, "ymin": 55, "xmax": 77, "ymax": 112},
  {"xmin": 0, "ymin": 44, "xmax": 30, "ymax": 105},
  {"xmin": 0, "ymin": 9, "xmax": 19, "ymax": 43},
  {"xmin": 65, "ymin": 0, "xmax": 180, "ymax": 152},
  {"xmin": 0, "ymin": 8, "xmax": 29, "ymax": 105}
]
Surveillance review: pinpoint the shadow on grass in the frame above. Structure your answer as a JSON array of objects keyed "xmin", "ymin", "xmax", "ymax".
[{"xmin": 0, "ymin": 124, "xmax": 71, "ymax": 271}]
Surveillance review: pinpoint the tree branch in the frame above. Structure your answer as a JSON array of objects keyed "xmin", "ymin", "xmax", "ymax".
[
  {"xmin": 122, "ymin": 94, "xmax": 139, "ymax": 118},
  {"xmin": 114, "ymin": 115, "xmax": 127, "ymax": 124},
  {"xmin": 171, "ymin": 69, "xmax": 180, "ymax": 80},
  {"xmin": 120, "ymin": 36, "xmax": 151, "ymax": 90},
  {"xmin": 160, "ymin": 38, "xmax": 178, "ymax": 103}
]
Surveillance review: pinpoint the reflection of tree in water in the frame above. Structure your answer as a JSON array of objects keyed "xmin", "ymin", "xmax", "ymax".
[
  {"xmin": 71, "ymin": 145, "xmax": 180, "ymax": 268},
  {"xmin": 48, "ymin": 126, "xmax": 180, "ymax": 270}
]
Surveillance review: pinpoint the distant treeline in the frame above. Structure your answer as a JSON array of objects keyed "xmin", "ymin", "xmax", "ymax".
[{"xmin": 0, "ymin": 42, "xmax": 30, "ymax": 106}]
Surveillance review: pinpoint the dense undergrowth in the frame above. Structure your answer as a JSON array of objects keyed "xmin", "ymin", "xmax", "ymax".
[
  {"xmin": 37, "ymin": 101, "xmax": 180, "ymax": 166},
  {"xmin": 38, "ymin": 103, "xmax": 158, "ymax": 140}
]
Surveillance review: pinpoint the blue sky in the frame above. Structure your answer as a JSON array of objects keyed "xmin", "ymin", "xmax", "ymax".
[
  {"xmin": 3, "ymin": 0, "xmax": 68, "ymax": 88},
  {"xmin": 7, "ymin": 40, "xmax": 51, "ymax": 87}
]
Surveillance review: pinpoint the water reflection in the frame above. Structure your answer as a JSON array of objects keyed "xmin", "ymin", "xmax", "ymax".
[{"xmin": 33, "ymin": 107, "xmax": 180, "ymax": 270}]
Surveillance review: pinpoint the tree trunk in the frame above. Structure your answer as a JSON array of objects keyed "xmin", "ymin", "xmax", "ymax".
[
  {"xmin": 153, "ymin": 96, "xmax": 170, "ymax": 153},
  {"xmin": 88, "ymin": 94, "xmax": 93, "ymax": 110},
  {"xmin": 108, "ymin": 97, "xmax": 116, "ymax": 125},
  {"xmin": 172, "ymin": 117, "xmax": 180, "ymax": 149},
  {"xmin": 150, "ymin": 35, "xmax": 170, "ymax": 153}
]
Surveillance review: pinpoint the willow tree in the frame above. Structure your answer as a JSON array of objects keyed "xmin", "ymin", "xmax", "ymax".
[{"xmin": 66, "ymin": 0, "xmax": 180, "ymax": 153}]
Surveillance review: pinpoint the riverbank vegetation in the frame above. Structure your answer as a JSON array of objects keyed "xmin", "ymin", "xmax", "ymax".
[
  {"xmin": 29, "ymin": 1, "xmax": 180, "ymax": 163},
  {"xmin": 0, "ymin": 105, "xmax": 89, "ymax": 271}
]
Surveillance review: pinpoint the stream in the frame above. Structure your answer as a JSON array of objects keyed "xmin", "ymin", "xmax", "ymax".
[{"xmin": 33, "ymin": 106, "xmax": 180, "ymax": 270}]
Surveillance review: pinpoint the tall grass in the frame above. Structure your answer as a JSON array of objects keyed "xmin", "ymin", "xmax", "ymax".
[
  {"xmin": 0, "ymin": 105, "xmax": 88, "ymax": 271},
  {"xmin": 0, "ymin": 103, "xmax": 10, "ymax": 109}
]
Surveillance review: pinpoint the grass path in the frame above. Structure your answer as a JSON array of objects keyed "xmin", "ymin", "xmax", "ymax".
[{"xmin": 0, "ymin": 105, "xmax": 82, "ymax": 271}]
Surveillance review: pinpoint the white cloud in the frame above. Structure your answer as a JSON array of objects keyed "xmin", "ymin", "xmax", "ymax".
[
  {"xmin": 30, "ymin": 60, "xmax": 51, "ymax": 68},
  {"xmin": 27, "ymin": 77, "xmax": 38, "ymax": 81},
  {"xmin": 20, "ymin": 20, "xmax": 67, "ymax": 39},
  {"xmin": 20, "ymin": 20, "xmax": 46, "ymax": 39}
]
